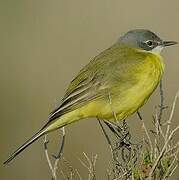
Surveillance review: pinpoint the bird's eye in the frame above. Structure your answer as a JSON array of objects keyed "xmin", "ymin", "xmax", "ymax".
[{"xmin": 146, "ymin": 40, "xmax": 154, "ymax": 47}]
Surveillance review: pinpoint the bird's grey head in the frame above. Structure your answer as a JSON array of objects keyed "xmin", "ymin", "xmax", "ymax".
[{"xmin": 118, "ymin": 29, "xmax": 177, "ymax": 54}]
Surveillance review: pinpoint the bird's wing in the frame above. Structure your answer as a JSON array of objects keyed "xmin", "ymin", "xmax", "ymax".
[
  {"xmin": 48, "ymin": 47, "xmax": 114, "ymax": 121},
  {"xmin": 48, "ymin": 45, "xmax": 146, "ymax": 121},
  {"xmin": 49, "ymin": 75, "xmax": 105, "ymax": 120}
]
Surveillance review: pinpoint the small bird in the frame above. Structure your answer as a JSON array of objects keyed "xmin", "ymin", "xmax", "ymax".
[{"xmin": 4, "ymin": 29, "xmax": 177, "ymax": 165}]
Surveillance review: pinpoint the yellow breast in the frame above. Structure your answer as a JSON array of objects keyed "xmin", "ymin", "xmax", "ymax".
[
  {"xmin": 111, "ymin": 51, "xmax": 164, "ymax": 121},
  {"xmin": 93, "ymin": 51, "xmax": 165, "ymax": 121},
  {"xmin": 74, "ymin": 51, "xmax": 165, "ymax": 122}
]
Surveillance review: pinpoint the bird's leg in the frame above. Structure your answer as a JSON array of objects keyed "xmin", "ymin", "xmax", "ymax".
[
  {"xmin": 98, "ymin": 118, "xmax": 140, "ymax": 174},
  {"xmin": 137, "ymin": 111, "xmax": 143, "ymax": 121},
  {"xmin": 112, "ymin": 120, "xmax": 132, "ymax": 151},
  {"xmin": 98, "ymin": 118, "xmax": 119, "ymax": 165},
  {"xmin": 97, "ymin": 119, "xmax": 112, "ymax": 146},
  {"xmin": 98, "ymin": 119, "xmax": 129, "ymax": 157},
  {"xmin": 102, "ymin": 120, "xmax": 132, "ymax": 152},
  {"xmin": 104, "ymin": 121, "xmax": 122, "ymax": 138},
  {"xmin": 98, "ymin": 119, "xmax": 127, "ymax": 156},
  {"xmin": 102, "ymin": 92, "xmax": 136, "ymax": 165}
]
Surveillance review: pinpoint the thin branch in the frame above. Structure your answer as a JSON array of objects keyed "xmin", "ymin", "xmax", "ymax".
[
  {"xmin": 168, "ymin": 160, "xmax": 179, "ymax": 177},
  {"xmin": 44, "ymin": 127, "xmax": 66, "ymax": 180},
  {"xmin": 44, "ymin": 135, "xmax": 55, "ymax": 179},
  {"xmin": 166, "ymin": 142, "xmax": 179, "ymax": 155},
  {"xmin": 153, "ymin": 107, "xmax": 162, "ymax": 158},
  {"xmin": 53, "ymin": 127, "xmax": 66, "ymax": 174},
  {"xmin": 158, "ymin": 80, "xmax": 167, "ymax": 124},
  {"xmin": 117, "ymin": 167, "xmax": 132, "ymax": 179},
  {"xmin": 137, "ymin": 111, "xmax": 153, "ymax": 159},
  {"xmin": 148, "ymin": 125, "xmax": 179, "ymax": 179},
  {"xmin": 75, "ymin": 169, "xmax": 83, "ymax": 180},
  {"xmin": 60, "ymin": 170, "xmax": 66, "ymax": 179},
  {"xmin": 62, "ymin": 157, "xmax": 76, "ymax": 179},
  {"xmin": 79, "ymin": 152, "xmax": 97, "ymax": 180},
  {"xmin": 163, "ymin": 148, "xmax": 179, "ymax": 179},
  {"xmin": 165, "ymin": 91, "xmax": 179, "ymax": 140}
]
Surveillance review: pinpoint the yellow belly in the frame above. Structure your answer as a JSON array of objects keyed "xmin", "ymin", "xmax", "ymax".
[
  {"xmin": 46, "ymin": 52, "xmax": 165, "ymax": 131},
  {"xmin": 80, "ymin": 52, "xmax": 165, "ymax": 121}
]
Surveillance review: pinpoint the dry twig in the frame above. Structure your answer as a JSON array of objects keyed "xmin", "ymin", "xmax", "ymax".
[
  {"xmin": 44, "ymin": 127, "xmax": 66, "ymax": 180},
  {"xmin": 147, "ymin": 90, "xmax": 179, "ymax": 179},
  {"xmin": 79, "ymin": 152, "xmax": 98, "ymax": 180}
]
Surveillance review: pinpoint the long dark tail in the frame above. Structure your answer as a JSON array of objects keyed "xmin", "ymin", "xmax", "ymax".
[{"xmin": 3, "ymin": 128, "xmax": 46, "ymax": 165}]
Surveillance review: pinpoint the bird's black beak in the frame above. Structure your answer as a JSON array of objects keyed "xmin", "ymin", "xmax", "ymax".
[{"xmin": 163, "ymin": 41, "xmax": 178, "ymax": 47}]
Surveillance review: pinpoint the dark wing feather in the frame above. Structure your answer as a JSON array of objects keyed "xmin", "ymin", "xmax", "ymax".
[
  {"xmin": 49, "ymin": 77, "xmax": 104, "ymax": 121},
  {"xmin": 49, "ymin": 59, "xmax": 107, "ymax": 121}
]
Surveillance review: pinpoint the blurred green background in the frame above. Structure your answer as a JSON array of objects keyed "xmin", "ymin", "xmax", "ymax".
[{"xmin": 0, "ymin": 0, "xmax": 179, "ymax": 179}]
